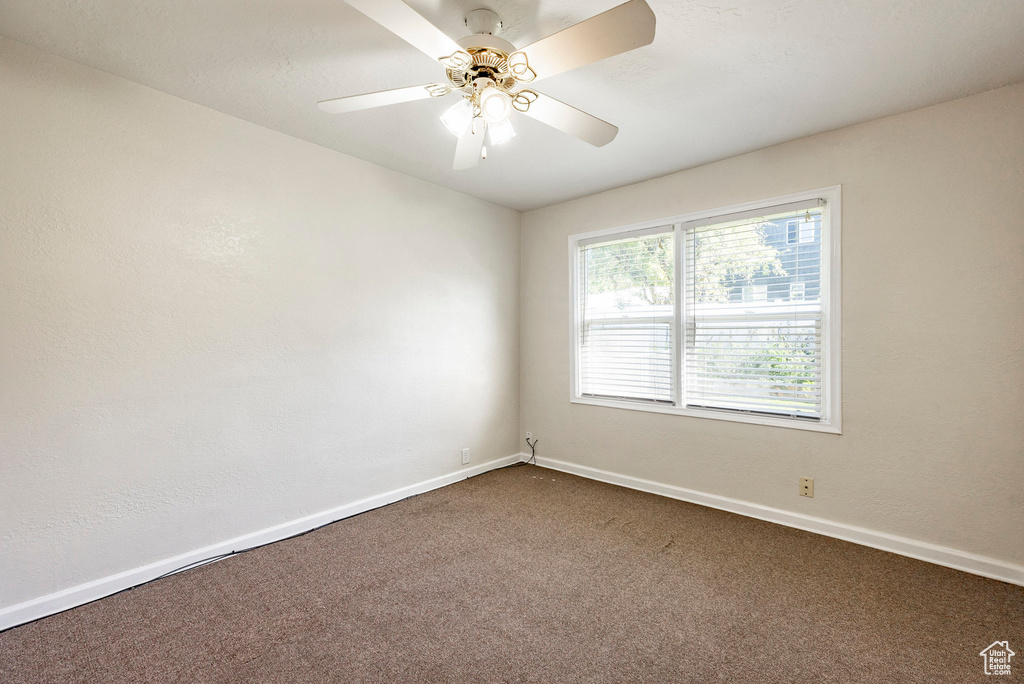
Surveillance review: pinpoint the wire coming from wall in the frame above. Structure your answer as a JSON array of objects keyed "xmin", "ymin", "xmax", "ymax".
[{"xmin": 525, "ymin": 436, "xmax": 538, "ymax": 464}]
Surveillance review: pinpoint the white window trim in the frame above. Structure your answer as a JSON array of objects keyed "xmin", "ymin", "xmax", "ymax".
[{"xmin": 568, "ymin": 186, "xmax": 842, "ymax": 434}]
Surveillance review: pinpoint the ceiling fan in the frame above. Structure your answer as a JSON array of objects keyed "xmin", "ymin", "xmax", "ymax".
[{"xmin": 319, "ymin": 0, "xmax": 656, "ymax": 170}]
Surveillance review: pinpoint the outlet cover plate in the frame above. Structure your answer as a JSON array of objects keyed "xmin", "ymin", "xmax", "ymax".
[{"xmin": 799, "ymin": 477, "xmax": 814, "ymax": 498}]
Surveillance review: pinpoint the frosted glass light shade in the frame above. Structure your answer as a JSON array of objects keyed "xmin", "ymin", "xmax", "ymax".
[
  {"xmin": 488, "ymin": 118, "xmax": 516, "ymax": 145},
  {"xmin": 441, "ymin": 99, "xmax": 473, "ymax": 137},
  {"xmin": 479, "ymin": 86, "xmax": 512, "ymax": 125}
]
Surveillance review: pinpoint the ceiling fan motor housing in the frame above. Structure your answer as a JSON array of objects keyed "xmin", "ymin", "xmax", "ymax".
[
  {"xmin": 446, "ymin": 46, "xmax": 516, "ymax": 90},
  {"xmin": 454, "ymin": 6, "xmax": 536, "ymax": 94}
]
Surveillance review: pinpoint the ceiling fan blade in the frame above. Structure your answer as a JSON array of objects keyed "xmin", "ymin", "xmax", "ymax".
[
  {"xmin": 521, "ymin": 93, "xmax": 618, "ymax": 147},
  {"xmin": 343, "ymin": 0, "xmax": 463, "ymax": 61},
  {"xmin": 453, "ymin": 120, "xmax": 486, "ymax": 170},
  {"xmin": 318, "ymin": 84, "xmax": 439, "ymax": 114},
  {"xmin": 517, "ymin": 0, "xmax": 655, "ymax": 82}
]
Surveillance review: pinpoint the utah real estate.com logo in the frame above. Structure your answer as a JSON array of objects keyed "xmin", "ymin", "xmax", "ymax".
[{"xmin": 979, "ymin": 641, "xmax": 1014, "ymax": 676}]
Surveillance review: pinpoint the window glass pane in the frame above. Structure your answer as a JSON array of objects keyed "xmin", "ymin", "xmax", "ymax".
[
  {"xmin": 685, "ymin": 208, "xmax": 823, "ymax": 418},
  {"xmin": 579, "ymin": 230, "xmax": 674, "ymax": 402}
]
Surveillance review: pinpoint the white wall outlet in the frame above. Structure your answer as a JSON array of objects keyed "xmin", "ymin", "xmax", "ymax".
[
  {"xmin": 799, "ymin": 477, "xmax": 814, "ymax": 498},
  {"xmin": 526, "ymin": 432, "xmax": 532, "ymax": 440},
  {"xmin": 461, "ymin": 448, "xmax": 470, "ymax": 465}
]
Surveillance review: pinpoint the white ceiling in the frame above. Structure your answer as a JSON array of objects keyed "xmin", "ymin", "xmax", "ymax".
[{"xmin": 3, "ymin": 0, "xmax": 1024, "ymax": 211}]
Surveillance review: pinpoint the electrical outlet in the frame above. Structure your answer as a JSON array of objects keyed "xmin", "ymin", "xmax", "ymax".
[
  {"xmin": 526, "ymin": 432, "xmax": 532, "ymax": 440},
  {"xmin": 799, "ymin": 477, "xmax": 814, "ymax": 498},
  {"xmin": 461, "ymin": 448, "xmax": 470, "ymax": 465}
]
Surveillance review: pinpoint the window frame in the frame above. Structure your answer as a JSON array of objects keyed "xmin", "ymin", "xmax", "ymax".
[{"xmin": 568, "ymin": 186, "xmax": 842, "ymax": 434}]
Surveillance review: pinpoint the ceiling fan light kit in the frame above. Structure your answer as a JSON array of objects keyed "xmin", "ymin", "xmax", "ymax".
[
  {"xmin": 319, "ymin": 0, "xmax": 656, "ymax": 169},
  {"xmin": 441, "ymin": 98, "xmax": 474, "ymax": 137},
  {"xmin": 488, "ymin": 118, "xmax": 516, "ymax": 145},
  {"xmin": 478, "ymin": 84, "xmax": 512, "ymax": 124}
]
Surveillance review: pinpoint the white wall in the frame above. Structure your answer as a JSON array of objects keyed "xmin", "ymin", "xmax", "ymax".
[
  {"xmin": 0, "ymin": 38, "xmax": 521, "ymax": 608},
  {"xmin": 521, "ymin": 83, "xmax": 1024, "ymax": 567}
]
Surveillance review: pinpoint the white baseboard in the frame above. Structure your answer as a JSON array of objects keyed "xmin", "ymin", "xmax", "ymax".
[
  {"xmin": 531, "ymin": 456, "xmax": 1024, "ymax": 587},
  {"xmin": 0, "ymin": 454, "xmax": 522, "ymax": 632},
  {"xmin": 7, "ymin": 452, "xmax": 1015, "ymax": 633}
]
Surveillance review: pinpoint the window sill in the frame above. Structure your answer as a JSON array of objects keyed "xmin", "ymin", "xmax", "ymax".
[{"xmin": 570, "ymin": 395, "xmax": 842, "ymax": 434}]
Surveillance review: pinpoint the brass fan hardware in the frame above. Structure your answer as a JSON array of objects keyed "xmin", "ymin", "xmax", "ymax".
[{"xmin": 424, "ymin": 83, "xmax": 453, "ymax": 98}]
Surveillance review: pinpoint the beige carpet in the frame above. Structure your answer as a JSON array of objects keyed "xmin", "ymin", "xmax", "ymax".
[{"xmin": 1, "ymin": 464, "xmax": 1021, "ymax": 682}]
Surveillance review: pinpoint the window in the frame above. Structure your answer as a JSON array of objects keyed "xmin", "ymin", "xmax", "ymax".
[
  {"xmin": 577, "ymin": 228, "xmax": 674, "ymax": 402},
  {"xmin": 570, "ymin": 187, "xmax": 841, "ymax": 432}
]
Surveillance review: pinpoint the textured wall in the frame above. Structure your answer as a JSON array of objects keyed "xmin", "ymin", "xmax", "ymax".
[
  {"xmin": 0, "ymin": 39, "xmax": 520, "ymax": 608},
  {"xmin": 521, "ymin": 83, "xmax": 1024, "ymax": 566}
]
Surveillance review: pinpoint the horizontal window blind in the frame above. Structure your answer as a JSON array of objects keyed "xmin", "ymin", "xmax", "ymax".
[
  {"xmin": 684, "ymin": 205, "xmax": 824, "ymax": 418},
  {"xmin": 578, "ymin": 229, "xmax": 674, "ymax": 403}
]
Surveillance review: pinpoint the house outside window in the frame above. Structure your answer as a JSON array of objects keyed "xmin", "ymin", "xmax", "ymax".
[{"xmin": 570, "ymin": 187, "xmax": 842, "ymax": 433}]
